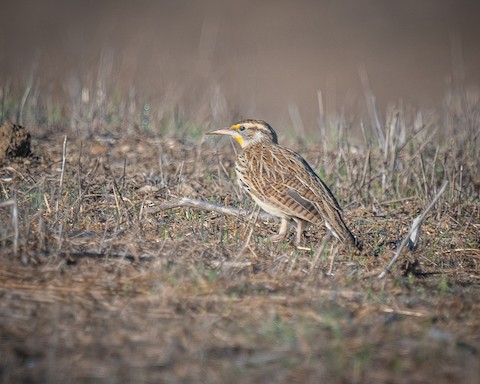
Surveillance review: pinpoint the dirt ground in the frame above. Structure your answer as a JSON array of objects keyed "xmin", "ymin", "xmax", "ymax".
[{"xmin": 0, "ymin": 124, "xmax": 479, "ymax": 383}]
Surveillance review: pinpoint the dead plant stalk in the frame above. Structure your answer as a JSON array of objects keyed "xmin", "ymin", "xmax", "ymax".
[{"xmin": 378, "ymin": 180, "xmax": 449, "ymax": 278}]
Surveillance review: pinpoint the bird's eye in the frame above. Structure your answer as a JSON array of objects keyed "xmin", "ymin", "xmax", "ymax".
[{"xmin": 238, "ymin": 126, "xmax": 246, "ymax": 132}]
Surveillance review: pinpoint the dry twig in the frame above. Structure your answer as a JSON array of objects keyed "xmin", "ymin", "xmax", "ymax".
[{"xmin": 148, "ymin": 197, "xmax": 275, "ymax": 222}]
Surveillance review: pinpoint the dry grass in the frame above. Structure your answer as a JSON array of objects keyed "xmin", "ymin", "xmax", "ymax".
[{"xmin": 0, "ymin": 76, "xmax": 479, "ymax": 383}]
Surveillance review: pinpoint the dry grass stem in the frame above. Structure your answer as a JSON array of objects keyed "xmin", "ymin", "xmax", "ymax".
[{"xmin": 378, "ymin": 180, "xmax": 449, "ymax": 278}]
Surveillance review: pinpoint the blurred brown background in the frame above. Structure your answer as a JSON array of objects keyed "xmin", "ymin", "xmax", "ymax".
[{"xmin": 1, "ymin": 0, "xmax": 479, "ymax": 131}]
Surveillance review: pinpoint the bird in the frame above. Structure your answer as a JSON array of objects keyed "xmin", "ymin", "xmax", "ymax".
[{"xmin": 206, "ymin": 119, "xmax": 362, "ymax": 250}]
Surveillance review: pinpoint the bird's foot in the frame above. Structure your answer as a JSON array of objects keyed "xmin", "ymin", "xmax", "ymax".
[{"xmin": 269, "ymin": 233, "xmax": 288, "ymax": 243}]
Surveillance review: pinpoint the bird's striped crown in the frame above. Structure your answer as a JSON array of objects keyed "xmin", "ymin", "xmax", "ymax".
[
  {"xmin": 206, "ymin": 119, "xmax": 278, "ymax": 148},
  {"xmin": 230, "ymin": 119, "xmax": 278, "ymax": 146}
]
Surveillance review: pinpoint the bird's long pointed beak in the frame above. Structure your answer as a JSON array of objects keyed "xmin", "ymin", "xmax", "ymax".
[
  {"xmin": 205, "ymin": 128, "xmax": 233, "ymax": 136},
  {"xmin": 206, "ymin": 126, "xmax": 244, "ymax": 147}
]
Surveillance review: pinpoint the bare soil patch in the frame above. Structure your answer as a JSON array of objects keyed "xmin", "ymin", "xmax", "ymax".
[{"xmin": 0, "ymin": 122, "xmax": 31, "ymax": 159}]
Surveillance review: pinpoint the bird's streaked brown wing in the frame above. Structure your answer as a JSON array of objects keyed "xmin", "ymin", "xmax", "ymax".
[{"xmin": 239, "ymin": 144, "xmax": 335, "ymax": 222}]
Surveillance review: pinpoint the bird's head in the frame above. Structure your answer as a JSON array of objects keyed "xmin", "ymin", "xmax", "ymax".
[{"xmin": 206, "ymin": 119, "xmax": 278, "ymax": 148}]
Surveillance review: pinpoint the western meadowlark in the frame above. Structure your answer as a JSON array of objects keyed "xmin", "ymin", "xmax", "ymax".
[{"xmin": 207, "ymin": 119, "xmax": 361, "ymax": 250}]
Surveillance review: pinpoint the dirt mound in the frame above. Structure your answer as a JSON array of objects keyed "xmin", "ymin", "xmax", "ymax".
[{"xmin": 0, "ymin": 121, "xmax": 32, "ymax": 159}]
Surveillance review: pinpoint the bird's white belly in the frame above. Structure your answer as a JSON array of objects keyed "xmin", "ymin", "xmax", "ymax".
[{"xmin": 248, "ymin": 188, "xmax": 289, "ymax": 219}]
